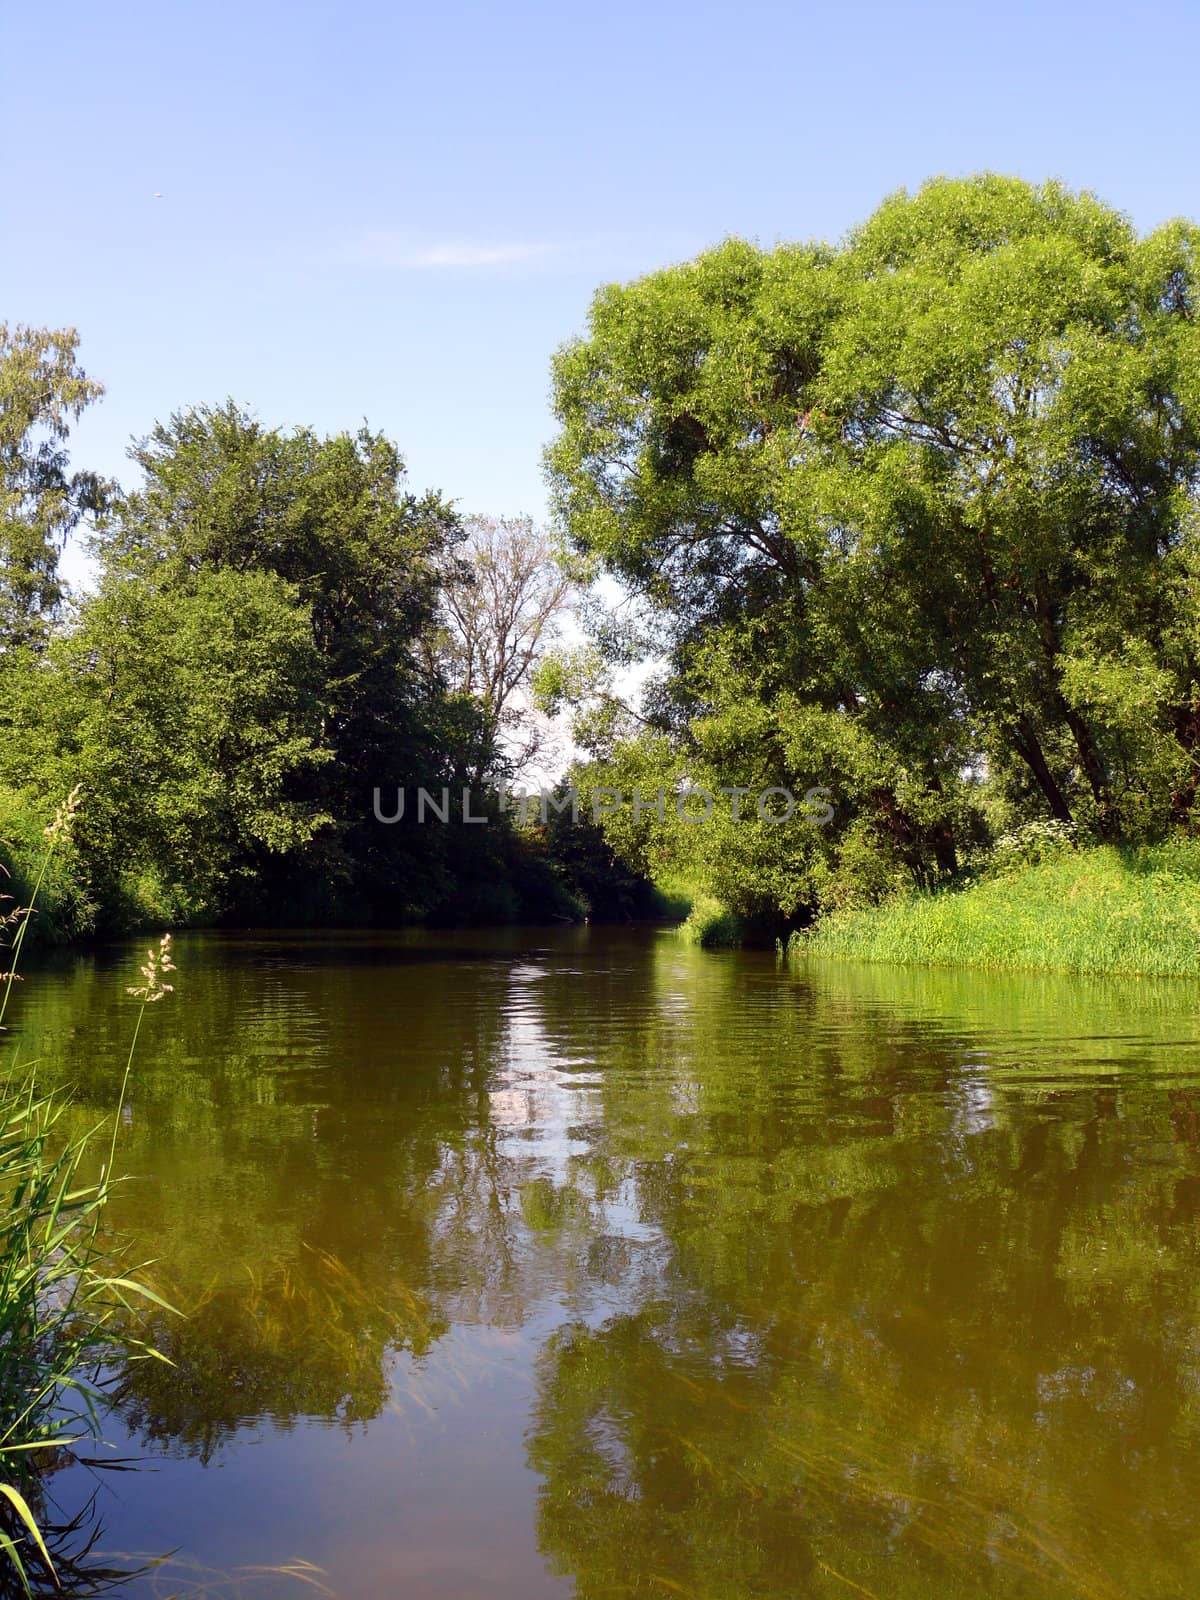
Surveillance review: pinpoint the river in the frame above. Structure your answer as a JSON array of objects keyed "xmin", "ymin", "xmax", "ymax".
[{"xmin": 14, "ymin": 927, "xmax": 1200, "ymax": 1598}]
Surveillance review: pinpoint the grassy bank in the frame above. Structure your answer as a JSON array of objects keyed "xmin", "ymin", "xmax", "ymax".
[{"xmin": 794, "ymin": 841, "xmax": 1200, "ymax": 977}]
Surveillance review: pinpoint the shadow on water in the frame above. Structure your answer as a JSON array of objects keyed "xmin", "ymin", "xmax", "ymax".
[{"xmin": 12, "ymin": 929, "xmax": 1200, "ymax": 1597}]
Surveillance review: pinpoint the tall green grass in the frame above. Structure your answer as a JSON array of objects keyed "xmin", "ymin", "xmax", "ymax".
[
  {"xmin": 677, "ymin": 892, "xmax": 742, "ymax": 950},
  {"xmin": 0, "ymin": 792, "xmax": 174, "ymax": 1595},
  {"xmin": 796, "ymin": 841, "xmax": 1200, "ymax": 977}
]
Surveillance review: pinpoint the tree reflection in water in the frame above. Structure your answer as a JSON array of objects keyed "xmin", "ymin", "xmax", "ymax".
[{"xmin": 18, "ymin": 931, "xmax": 1200, "ymax": 1598}]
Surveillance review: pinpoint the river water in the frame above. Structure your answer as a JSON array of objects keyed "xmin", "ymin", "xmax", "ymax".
[{"xmin": 14, "ymin": 927, "xmax": 1200, "ymax": 1598}]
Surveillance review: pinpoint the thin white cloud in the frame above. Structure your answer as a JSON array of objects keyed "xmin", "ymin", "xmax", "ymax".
[{"xmin": 333, "ymin": 232, "xmax": 571, "ymax": 270}]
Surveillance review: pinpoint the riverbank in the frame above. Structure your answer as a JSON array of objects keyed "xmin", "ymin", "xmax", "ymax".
[
  {"xmin": 792, "ymin": 841, "xmax": 1200, "ymax": 977},
  {"xmin": 0, "ymin": 783, "xmax": 670, "ymax": 949}
]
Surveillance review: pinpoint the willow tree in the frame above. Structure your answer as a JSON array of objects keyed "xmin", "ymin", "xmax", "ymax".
[{"xmin": 548, "ymin": 176, "xmax": 1200, "ymax": 917}]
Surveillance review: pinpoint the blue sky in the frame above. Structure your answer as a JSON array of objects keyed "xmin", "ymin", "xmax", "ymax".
[{"xmin": 4, "ymin": 0, "xmax": 1198, "ymax": 555}]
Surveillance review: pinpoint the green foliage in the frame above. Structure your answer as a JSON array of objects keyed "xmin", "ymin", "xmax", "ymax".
[
  {"xmin": 0, "ymin": 325, "xmax": 106, "ymax": 653},
  {"xmin": 797, "ymin": 840, "xmax": 1200, "ymax": 975},
  {"xmin": 0, "ymin": 1075, "xmax": 168, "ymax": 1593},
  {"xmin": 0, "ymin": 393, "xmax": 583, "ymax": 935},
  {"xmin": 534, "ymin": 792, "xmax": 661, "ymax": 921},
  {"xmin": 987, "ymin": 817, "xmax": 1079, "ymax": 876},
  {"xmin": 0, "ymin": 788, "xmax": 94, "ymax": 945},
  {"xmin": 677, "ymin": 892, "xmax": 741, "ymax": 948},
  {"xmin": 549, "ymin": 175, "xmax": 1200, "ymax": 934},
  {"xmin": 0, "ymin": 811, "xmax": 173, "ymax": 1594},
  {"xmin": 97, "ymin": 403, "xmax": 477, "ymax": 916},
  {"xmin": 1, "ymin": 568, "xmax": 331, "ymax": 928}
]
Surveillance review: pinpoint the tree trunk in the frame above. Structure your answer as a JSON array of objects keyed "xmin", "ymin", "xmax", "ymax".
[
  {"xmin": 1060, "ymin": 702, "xmax": 1117, "ymax": 839},
  {"xmin": 1011, "ymin": 717, "xmax": 1075, "ymax": 825}
]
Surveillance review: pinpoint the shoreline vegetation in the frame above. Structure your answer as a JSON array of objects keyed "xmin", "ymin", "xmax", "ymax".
[
  {"xmin": 662, "ymin": 832, "xmax": 1200, "ymax": 979},
  {"xmin": 664, "ymin": 837, "xmax": 1200, "ymax": 976},
  {"xmin": 0, "ymin": 798, "xmax": 174, "ymax": 1596},
  {"xmin": 792, "ymin": 841, "xmax": 1200, "ymax": 978},
  {"xmin": 540, "ymin": 176, "xmax": 1200, "ymax": 982},
  {"xmin": 6, "ymin": 174, "xmax": 1200, "ymax": 980}
]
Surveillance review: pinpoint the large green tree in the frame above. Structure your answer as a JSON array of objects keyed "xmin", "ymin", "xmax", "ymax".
[
  {"xmin": 548, "ymin": 177, "xmax": 1200, "ymax": 919},
  {"xmin": 2, "ymin": 388, "xmax": 582, "ymax": 934},
  {"xmin": 97, "ymin": 402, "xmax": 487, "ymax": 914},
  {"xmin": 1, "ymin": 567, "xmax": 330, "ymax": 924}
]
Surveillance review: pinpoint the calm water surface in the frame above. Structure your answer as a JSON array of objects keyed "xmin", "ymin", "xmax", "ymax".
[{"xmin": 14, "ymin": 928, "xmax": 1200, "ymax": 1598}]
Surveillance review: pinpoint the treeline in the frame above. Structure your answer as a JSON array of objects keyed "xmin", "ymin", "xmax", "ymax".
[
  {"xmin": 9, "ymin": 174, "xmax": 1200, "ymax": 948},
  {"xmin": 543, "ymin": 175, "xmax": 1200, "ymax": 932},
  {"xmin": 0, "ymin": 338, "xmax": 648, "ymax": 938}
]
